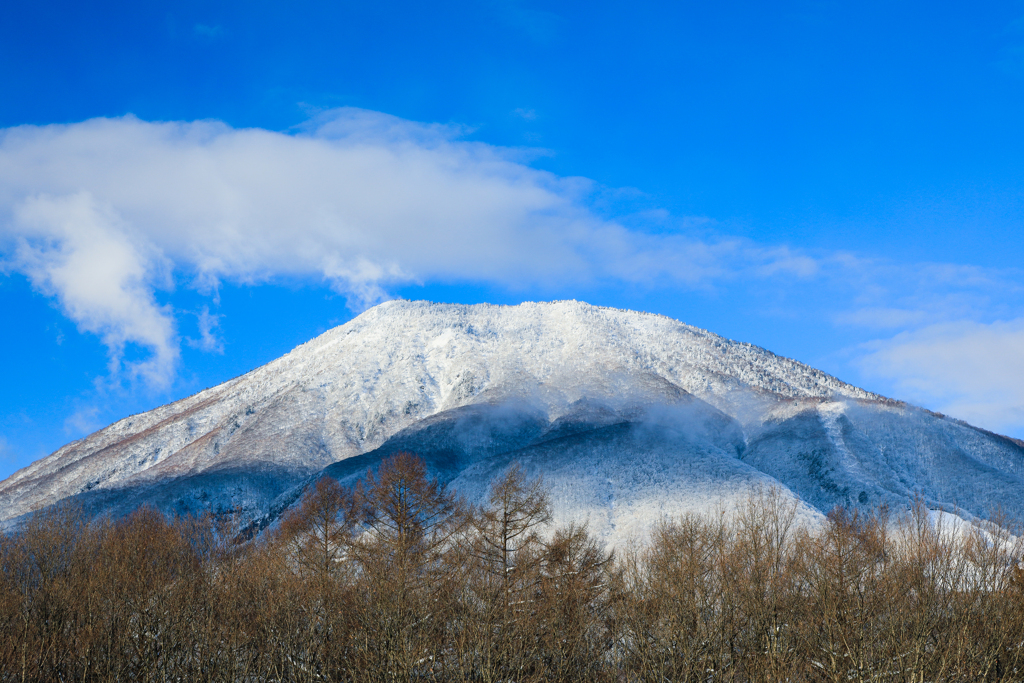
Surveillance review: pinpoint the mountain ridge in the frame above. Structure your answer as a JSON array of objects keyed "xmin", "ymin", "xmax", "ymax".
[{"xmin": 2, "ymin": 299, "xmax": 1020, "ymax": 543}]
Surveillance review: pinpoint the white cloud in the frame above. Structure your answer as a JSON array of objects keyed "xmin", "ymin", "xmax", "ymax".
[
  {"xmin": 2, "ymin": 109, "xmax": 1022, "ymax": 438},
  {"xmin": 185, "ymin": 306, "xmax": 223, "ymax": 354},
  {"xmin": 857, "ymin": 319, "xmax": 1024, "ymax": 436},
  {"xmin": 829, "ymin": 256, "xmax": 1023, "ymax": 334},
  {"xmin": 64, "ymin": 404, "xmax": 103, "ymax": 436},
  {"xmin": 10, "ymin": 192, "xmax": 178, "ymax": 386},
  {"xmin": 0, "ymin": 109, "xmax": 810, "ymax": 387},
  {"xmin": 835, "ymin": 307, "xmax": 931, "ymax": 329}
]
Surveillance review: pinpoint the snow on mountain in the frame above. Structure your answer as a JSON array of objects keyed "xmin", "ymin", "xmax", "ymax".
[{"xmin": 3, "ymin": 300, "xmax": 1022, "ymax": 544}]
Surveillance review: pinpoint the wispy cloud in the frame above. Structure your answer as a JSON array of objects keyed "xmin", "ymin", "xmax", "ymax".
[
  {"xmin": 63, "ymin": 404, "xmax": 102, "ymax": 436},
  {"xmin": 185, "ymin": 306, "xmax": 223, "ymax": 354},
  {"xmin": 0, "ymin": 436, "xmax": 13, "ymax": 469},
  {"xmin": 512, "ymin": 108, "xmax": 537, "ymax": 121},
  {"xmin": 835, "ymin": 307, "xmax": 930, "ymax": 330},
  {"xmin": 856, "ymin": 319, "xmax": 1024, "ymax": 435},
  {"xmin": 10, "ymin": 192, "xmax": 177, "ymax": 387},
  {"xmin": 0, "ymin": 109, "xmax": 811, "ymax": 387},
  {"xmin": 818, "ymin": 255, "xmax": 1024, "ymax": 435},
  {"xmin": 2, "ymin": 108, "xmax": 1022, "ymax": 439},
  {"xmin": 828, "ymin": 255, "xmax": 1022, "ymax": 330}
]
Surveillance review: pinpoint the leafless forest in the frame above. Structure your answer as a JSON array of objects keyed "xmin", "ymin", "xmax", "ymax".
[{"xmin": 3, "ymin": 453, "xmax": 1024, "ymax": 682}]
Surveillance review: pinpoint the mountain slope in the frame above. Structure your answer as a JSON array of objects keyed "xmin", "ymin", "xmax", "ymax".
[{"xmin": 3, "ymin": 300, "xmax": 1022, "ymax": 541}]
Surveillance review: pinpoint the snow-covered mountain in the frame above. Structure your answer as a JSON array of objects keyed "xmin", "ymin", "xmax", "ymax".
[{"xmin": 3, "ymin": 300, "xmax": 1023, "ymax": 543}]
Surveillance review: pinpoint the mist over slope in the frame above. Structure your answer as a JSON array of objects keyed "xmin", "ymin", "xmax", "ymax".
[{"xmin": 3, "ymin": 300, "xmax": 1022, "ymax": 542}]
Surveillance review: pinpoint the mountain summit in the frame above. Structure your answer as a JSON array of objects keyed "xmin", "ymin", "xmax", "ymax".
[{"xmin": 3, "ymin": 300, "xmax": 1022, "ymax": 542}]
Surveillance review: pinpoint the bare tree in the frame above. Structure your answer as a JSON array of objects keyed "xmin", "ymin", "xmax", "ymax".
[
  {"xmin": 280, "ymin": 476, "xmax": 354, "ymax": 585},
  {"xmin": 535, "ymin": 523, "xmax": 618, "ymax": 682},
  {"xmin": 5, "ymin": 468, "xmax": 1024, "ymax": 682},
  {"xmin": 277, "ymin": 476, "xmax": 358, "ymax": 679},
  {"xmin": 457, "ymin": 463, "xmax": 553, "ymax": 681},
  {"xmin": 348, "ymin": 452, "xmax": 468, "ymax": 680},
  {"xmin": 471, "ymin": 463, "xmax": 551, "ymax": 590}
]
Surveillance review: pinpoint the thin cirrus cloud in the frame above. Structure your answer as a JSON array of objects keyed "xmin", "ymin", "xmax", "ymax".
[
  {"xmin": 0, "ymin": 108, "xmax": 813, "ymax": 389},
  {"xmin": 856, "ymin": 319, "xmax": 1024, "ymax": 436},
  {"xmin": 830, "ymin": 256, "xmax": 1024, "ymax": 435}
]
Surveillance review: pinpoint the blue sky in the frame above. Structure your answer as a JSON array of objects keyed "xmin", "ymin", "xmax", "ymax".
[{"xmin": 2, "ymin": 0, "xmax": 1023, "ymax": 479}]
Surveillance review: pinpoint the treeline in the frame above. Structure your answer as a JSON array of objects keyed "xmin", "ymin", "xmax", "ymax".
[{"xmin": 3, "ymin": 452, "xmax": 1024, "ymax": 682}]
